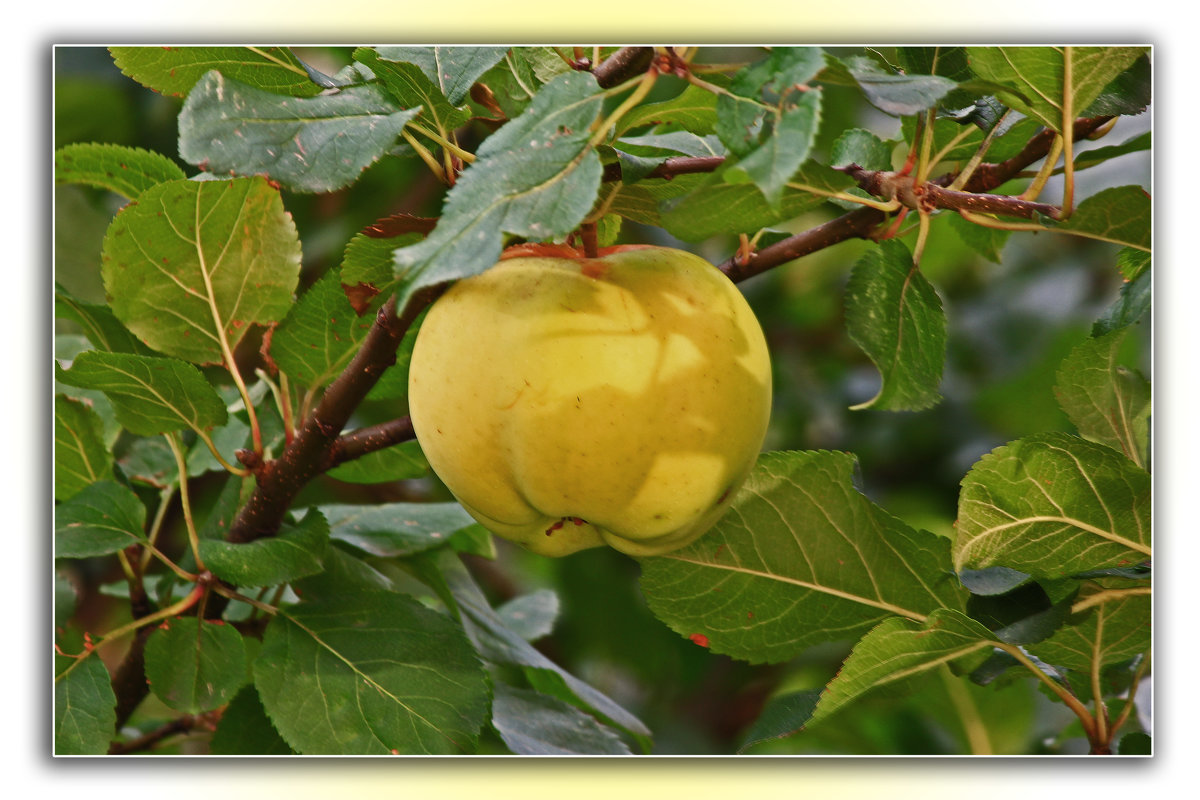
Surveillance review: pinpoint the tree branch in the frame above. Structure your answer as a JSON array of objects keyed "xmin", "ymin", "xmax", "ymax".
[
  {"xmin": 718, "ymin": 115, "xmax": 1115, "ymax": 281},
  {"xmin": 330, "ymin": 416, "xmax": 417, "ymax": 468},
  {"xmin": 592, "ymin": 47, "xmax": 655, "ymax": 88},
  {"xmin": 227, "ymin": 286, "xmax": 444, "ymax": 544}
]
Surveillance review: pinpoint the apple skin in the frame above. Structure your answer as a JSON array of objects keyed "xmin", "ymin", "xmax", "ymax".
[{"xmin": 407, "ymin": 244, "xmax": 772, "ymax": 557}]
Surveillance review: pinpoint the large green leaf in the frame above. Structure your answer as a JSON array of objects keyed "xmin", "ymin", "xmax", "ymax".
[
  {"xmin": 54, "ymin": 285, "xmax": 156, "ymax": 356},
  {"xmin": 144, "ymin": 617, "xmax": 248, "ymax": 713},
  {"xmin": 844, "ymin": 239, "xmax": 947, "ymax": 411},
  {"xmin": 179, "ymin": 73, "xmax": 420, "ymax": 193},
  {"xmin": 838, "ymin": 54, "xmax": 957, "ymax": 116},
  {"xmin": 1058, "ymin": 185, "xmax": 1151, "ymax": 252},
  {"xmin": 491, "ymin": 682, "xmax": 631, "ymax": 755},
  {"xmin": 198, "ymin": 508, "xmax": 329, "ymax": 587},
  {"xmin": 640, "ymin": 450, "xmax": 968, "ymax": 664},
  {"xmin": 356, "ymin": 48, "xmax": 471, "ymax": 134},
  {"xmin": 728, "ymin": 90, "xmax": 822, "ymax": 208},
  {"xmin": 209, "ymin": 687, "xmax": 295, "ymax": 754},
  {"xmin": 377, "ymin": 71, "xmax": 605, "ymax": 309},
  {"xmin": 373, "ymin": 46, "xmax": 510, "ymax": 105},
  {"xmin": 111, "ymin": 45, "xmax": 324, "ymax": 98},
  {"xmin": 54, "ymin": 143, "xmax": 187, "ymax": 201},
  {"xmin": 55, "ymin": 480, "xmax": 147, "ymax": 559},
  {"xmin": 1054, "ymin": 329, "xmax": 1150, "ymax": 467},
  {"xmin": 1028, "ymin": 578, "xmax": 1151, "ymax": 672},
  {"xmin": 253, "ymin": 589, "xmax": 489, "ymax": 754},
  {"xmin": 321, "ymin": 501, "xmax": 480, "ymax": 557},
  {"xmin": 615, "ymin": 83, "xmax": 719, "ymax": 136},
  {"xmin": 324, "ymin": 441, "xmax": 427, "ymax": 484},
  {"xmin": 660, "ymin": 166, "xmax": 828, "ymax": 241},
  {"xmin": 55, "ymin": 350, "xmax": 227, "ymax": 436},
  {"xmin": 965, "ymin": 46, "xmax": 1147, "ymax": 132},
  {"xmin": 54, "ymin": 654, "xmax": 117, "ymax": 755},
  {"xmin": 101, "ymin": 176, "xmax": 301, "ymax": 365},
  {"xmin": 54, "ymin": 395, "xmax": 113, "ymax": 502},
  {"xmin": 269, "ymin": 270, "xmax": 378, "ymax": 391},
  {"xmin": 954, "ymin": 432, "xmax": 1151, "ymax": 579},
  {"xmin": 431, "ymin": 550, "xmax": 650, "ymax": 746},
  {"xmin": 808, "ymin": 609, "xmax": 998, "ymax": 727}
]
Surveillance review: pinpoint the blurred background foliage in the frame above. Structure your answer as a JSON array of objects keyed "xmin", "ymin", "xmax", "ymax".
[{"xmin": 55, "ymin": 45, "xmax": 1150, "ymax": 755}]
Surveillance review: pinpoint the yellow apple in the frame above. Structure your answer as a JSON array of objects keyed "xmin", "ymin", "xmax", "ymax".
[{"xmin": 407, "ymin": 244, "xmax": 772, "ymax": 557}]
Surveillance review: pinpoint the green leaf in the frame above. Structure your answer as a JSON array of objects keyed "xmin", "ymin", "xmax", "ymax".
[
  {"xmin": 491, "ymin": 682, "xmax": 631, "ymax": 755},
  {"xmin": 55, "ymin": 655, "xmax": 117, "ymax": 754},
  {"xmin": 54, "ymin": 285, "xmax": 157, "ymax": 356},
  {"xmin": 209, "ymin": 687, "xmax": 296, "ymax": 754},
  {"xmin": 356, "ymin": 48, "xmax": 471, "ymax": 133},
  {"xmin": 948, "ymin": 211, "xmax": 1011, "ymax": 263},
  {"xmin": 54, "ymin": 143, "xmax": 187, "ymax": 200},
  {"xmin": 716, "ymin": 48, "xmax": 824, "ymax": 158},
  {"xmin": 475, "ymin": 49, "xmax": 541, "ymax": 119},
  {"xmin": 496, "ymin": 590, "xmax": 559, "ymax": 642},
  {"xmin": 1082, "ymin": 54, "xmax": 1152, "ymax": 117},
  {"xmin": 292, "ymin": 545, "xmax": 398, "ymax": 601},
  {"xmin": 1027, "ymin": 578, "xmax": 1150, "ymax": 672},
  {"xmin": 324, "ymin": 441, "xmax": 427, "ymax": 484},
  {"xmin": 383, "ymin": 71, "xmax": 605, "ymax": 309},
  {"xmin": 1074, "ymin": 131, "xmax": 1152, "ymax": 172},
  {"xmin": 54, "ymin": 395, "xmax": 114, "ymax": 502},
  {"xmin": 840, "ymin": 55, "xmax": 957, "ymax": 116},
  {"xmin": 179, "ymin": 72, "xmax": 420, "ymax": 193},
  {"xmin": 101, "ymin": 176, "xmax": 301, "ymax": 365},
  {"xmin": 269, "ymin": 271, "xmax": 378, "ymax": 391},
  {"xmin": 844, "ymin": 239, "xmax": 947, "ymax": 411},
  {"xmin": 373, "ymin": 46, "xmax": 509, "ymax": 105},
  {"xmin": 1116, "ymin": 246, "xmax": 1151, "ymax": 283},
  {"xmin": 253, "ymin": 589, "xmax": 489, "ymax": 754},
  {"xmin": 1093, "ymin": 268, "xmax": 1150, "ymax": 336},
  {"xmin": 809, "ymin": 609, "xmax": 998, "ymax": 727},
  {"xmin": 1118, "ymin": 731, "xmax": 1152, "ymax": 755},
  {"xmin": 615, "ymin": 83, "xmax": 719, "ymax": 136},
  {"xmin": 432, "ymin": 550, "xmax": 650, "ymax": 746},
  {"xmin": 640, "ymin": 451, "xmax": 968, "ymax": 664},
  {"xmin": 199, "ymin": 472, "xmax": 256, "ymax": 540},
  {"xmin": 830, "ymin": 128, "xmax": 893, "ymax": 171},
  {"xmin": 729, "ymin": 90, "xmax": 822, "ymax": 207},
  {"xmin": 1054, "ymin": 329, "xmax": 1150, "ymax": 466},
  {"xmin": 55, "ymin": 480, "xmax": 147, "ymax": 559},
  {"xmin": 965, "ymin": 46, "xmax": 1147, "ymax": 132},
  {"xmin": 737, "ymin": 689, "xmax": 821, "ymax": 752},
  {"xmin": 55, "ymin": 350, "xmax": 227, "ymax": 436},
  {"xmin": 144, "ymin": 617, "xmax": 248, "ymax": 713},
  {"xmin": 1057, "ymin": 185, "xmax": 1151, "ymax": 252},
  {"xmin": 199, "ymin": 508, "xmax": 329, "ymax": 587},
  {"xmin": 336, "ymin": 217, "xmax": 434, "ymax": 302},
  {"xmin": 660, "ymin": 167, "xmax": 827, "ymax": 241},
  {"xmin": 111, "ymin": 45, "xmax": 325, "ymax": 97},
  {"xmin": 954, "ymin": 432, "xmax": 1152, "ymax": 579},
  {"xmin": 321, "ymin": 501, "xmax": 481, "ymax": 557}
]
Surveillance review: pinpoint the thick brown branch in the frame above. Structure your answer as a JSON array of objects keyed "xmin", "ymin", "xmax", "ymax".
[{"xmin": 227, "ymin": 286, "xmax": 444, "ymax": 544}]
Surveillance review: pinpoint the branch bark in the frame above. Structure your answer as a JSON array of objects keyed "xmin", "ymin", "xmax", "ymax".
[
  {"xmin": 227, "ymin": 286, "xmax": 443, "ymax": 544},
  {"xmin": 592, "ymin": 47, "xmax": 655, "ymax": 88},
  {"xmin": 718, "ymin": 115, "xmax": 1115, "ymax": 282}
]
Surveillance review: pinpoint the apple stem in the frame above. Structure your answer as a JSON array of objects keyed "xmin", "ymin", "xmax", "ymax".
[{"xmin": 581, "ymin": 222, "xmax": 599, "ymax": 258}]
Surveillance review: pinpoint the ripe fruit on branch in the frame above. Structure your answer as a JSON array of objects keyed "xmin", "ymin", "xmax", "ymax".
[{"xmin": 407, "ymin": 244, "xmax": 772, "ymax": 557}]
